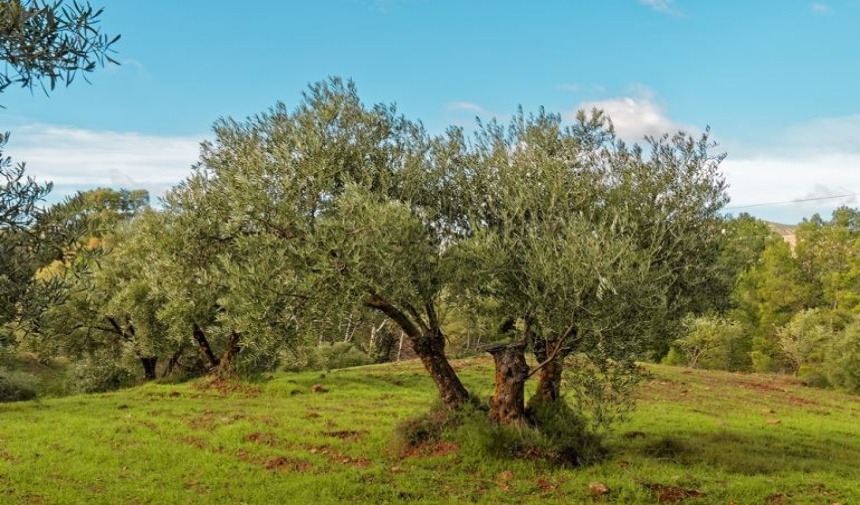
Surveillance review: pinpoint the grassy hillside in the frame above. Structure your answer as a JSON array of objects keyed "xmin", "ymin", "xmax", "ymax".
[{"xmin": 1, "ymin": 358, "xmax": 859, "ymax": 504}]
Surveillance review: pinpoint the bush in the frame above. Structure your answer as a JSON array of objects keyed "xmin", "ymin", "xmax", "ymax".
[
  {"xmin": 67, "ymin": 355, "xmax": 134, "ymax": 394},
  {"xmin": 825, "ymin": 319, "xmax": 860, "ymax": 394},
  {"xmin": 0, "ymin": 368, "xmax": 40, "ymax": 402},
  {"xmin": 671, "ymin": 315, "xmax": 748, "ymax": 371},
  {"xmin": 776, "ymin": 308, "xmax": 834, "ymax": 375},
  {"xmin": 283, "ymin": 342, "xmax": 373, "ymax": 372}
]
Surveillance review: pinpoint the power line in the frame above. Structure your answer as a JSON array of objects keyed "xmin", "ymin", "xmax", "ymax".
[{"xmin": 725, "ymin": 193, "xmax": 859, "ymax": 210}]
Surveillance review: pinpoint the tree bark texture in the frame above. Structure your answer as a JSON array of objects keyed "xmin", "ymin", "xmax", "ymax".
[
  {"xmin": 529, "ymin": 332, "xmax": 574, "ymax": 406},
  {"xmin": 487, "ymin": 342, "xmax": 529, "ymax": 425},
  {"xmin": 364, "ymin": 293, "xmax": 469, "ymax": 409}
]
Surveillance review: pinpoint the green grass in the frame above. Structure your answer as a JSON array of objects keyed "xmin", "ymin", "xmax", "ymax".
[{"xmin": 1, "ymin": 358, "xmax": 859, "ymax": 503}]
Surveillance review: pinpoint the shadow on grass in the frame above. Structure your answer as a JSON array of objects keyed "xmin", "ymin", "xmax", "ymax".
[{"xmin": 632, "ymin": 429, "xmax": 860, "ymax": 476}]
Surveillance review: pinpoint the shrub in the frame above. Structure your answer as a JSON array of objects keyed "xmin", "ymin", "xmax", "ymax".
[
  {"xmin": 776, "ymin": 308, "xmax": 835, "ymax": 376},
  {"xmin": 282, "ymin": 342, "xmax": 373, "ymax": 372},
  {"xmin": 67, "ymin": 355, "xmax": 134, "ymax": 394},
  {"xmin": 0, "ymin": 368, "xmax": 40, "ymax": 402},
  {"xmin": 672, "ymin": 315, "xmax": 748, "ymax": 371},
  {"xmin": 825, "ymin": 319, "xmax": 860, "ymax": 393}
]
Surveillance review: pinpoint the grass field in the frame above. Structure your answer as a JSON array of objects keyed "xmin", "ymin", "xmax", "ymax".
[{"xmin": 1, "ymin": 358, "xmax": 859, "ymax": 504}]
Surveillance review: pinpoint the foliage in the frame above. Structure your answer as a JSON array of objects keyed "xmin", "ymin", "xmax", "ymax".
[
  {"xmin": 66, "ymin": 351, "xmax": 133, "ymax": 393},
  {"xmin": 775, "ymin": 308, "xmax": 835, "ymax": 376},
  {"xmin": 734, "ymin": 236, "xmax": 818, "ymax": 372},
  {"xmin": 0, "ymin": 367, "xmax": 38, "ymax": 401},
  {"xmin": 561, "ymin": 354, "xmax": 644, "ymax": 431},
  {"xmin": 282, "ymin": 342, "xmax": 373, "ymax": 372},
  {"xmin": 0, "ymin": 0, "xmax": 119, "ymax": 95},
  {"xmin": 670, "ymin": 315, "xmax": 748, "ymax": 370},
  {"xmin": 824, "ymin": 317, "xmax": 860, "ymax": 393},
  {"xmin": 795, "ymin": 207, "xmax": 860, "ymax": 314},
  {"xmin": 0, "ymin": 132, "xmax": 52, "ymax": 328}
]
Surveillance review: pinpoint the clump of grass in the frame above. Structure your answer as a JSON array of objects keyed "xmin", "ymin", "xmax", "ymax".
[
  {"xmin": 395, "ymin": 398, "xmax": 484, "ymax": 448},
  {"xmin": 642, "ymin": 435, "xmax": 691, "ymax": 459},
  {"xmin": 398, "ymin": 397, "xmax": 608, "ymax": 467}
]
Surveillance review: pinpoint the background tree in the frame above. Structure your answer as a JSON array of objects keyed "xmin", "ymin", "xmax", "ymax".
[
  {"xmin": 0, "ymin": 134, "xmax": 51, "ymax": 334},
  {"xmin": 735, "ymin": 236, "xmax": 818, "ymax": 372}
]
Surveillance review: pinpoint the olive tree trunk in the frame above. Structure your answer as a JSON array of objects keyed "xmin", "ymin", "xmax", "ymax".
[
  {"xmin": 487, "ymin": 342, "xmax": 529, "ymax": 425},
  {"xmin": 365, "ymin": 293, "xmax": 469, "ymax": 409}
]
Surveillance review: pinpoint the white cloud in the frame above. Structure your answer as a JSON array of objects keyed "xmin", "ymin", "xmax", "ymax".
[
  {"xmin": 5, "ymin": 124, "xmax": 202, "ymax": 200},
  {"xmin": 721, "ymin": 115, "xmax": 860, "ymax": 222},
  {"xmin": 574, "ymin": 89, "xmax": 685, "ymax": 142},
  {"xmin": 639, "ymin": 0, "xmax": 683, "ymax": 16},
  {"xmin": 811, "ymin": 3, "xmax": 831, "ymax": 14}
]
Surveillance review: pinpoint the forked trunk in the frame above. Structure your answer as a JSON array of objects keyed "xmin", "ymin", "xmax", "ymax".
[
  {"xmin": 364, "ymin": 293, "xmax": 469, "ymax": 410},
  {"xmin": 487, "ymin": 342, "xmax": 529, "ymax": 425}
]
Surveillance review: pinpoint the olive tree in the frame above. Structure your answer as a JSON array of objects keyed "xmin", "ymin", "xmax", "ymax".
[{"xmin": 455, "ymin": 109, "xmax": 729, "ymax": 425}]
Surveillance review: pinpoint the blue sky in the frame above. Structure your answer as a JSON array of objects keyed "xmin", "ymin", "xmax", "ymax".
[{"xmin": 4, "ymin": 0, "xmax": 860, "ymax": 223}]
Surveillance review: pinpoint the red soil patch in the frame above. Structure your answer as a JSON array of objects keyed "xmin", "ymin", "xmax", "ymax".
[
  {"xmin": 788, "ymin": 395, "xmax": 817, "ymax": 406},
  {"xmin": 645, "ymin": 483, "xmax": 705, "ymax": 503},
  {"xmin": 192, "ymin": 378, "xmax": 262, "ymax": 397},
  {"xmin": 244, "ymin": 432, "xmax": 283, "ymax": 446},
  {"xmin": 177, "ymin": 435, "xmax": 210, "ymax": 450},
  {"xmin": 401, "ymin": 440, "xmax": 460, "ymax": 459},
  {"xmin": 264, "ymin": 456, "xmax": 313, "ymax": 472}
]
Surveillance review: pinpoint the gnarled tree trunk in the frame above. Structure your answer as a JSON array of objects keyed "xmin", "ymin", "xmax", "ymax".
[
  {"xmin": 487, "ymin": 342, "xmax": 529, "ymax": 425},
  {"xmin": 365, "ymin": 292, "xmax": 469, "ymax": 409}
]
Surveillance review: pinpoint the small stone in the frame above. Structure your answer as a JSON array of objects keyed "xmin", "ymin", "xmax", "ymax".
[{"xmin": 589, "ymin": 482, "xmax": 609, "ymax": 496}]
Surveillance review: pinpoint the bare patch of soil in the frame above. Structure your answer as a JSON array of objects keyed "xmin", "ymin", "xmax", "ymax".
[{"xmin": 645, "ymin": 483, "xmax": 705, "ymax": 503}]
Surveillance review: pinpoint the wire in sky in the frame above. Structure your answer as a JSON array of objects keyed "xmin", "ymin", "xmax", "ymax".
[{"xmin": 725, "ymin": 193, "xmax": 859, "ymax": 210}]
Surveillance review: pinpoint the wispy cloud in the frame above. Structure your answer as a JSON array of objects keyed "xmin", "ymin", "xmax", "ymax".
[
  {"xmin": 639, "ymin": 0, "xmax": 684, "ymax": 16},
  {"xmin": 811, "ymin": 2, "xmax": 832, "ymax": 14},
  {"xmin": 445, "ymin": 101, "xmax": 492, "ymax": 116},
  {"xmin": 5, "ymin": 124, "xmax": 203, "ymax": 201}
]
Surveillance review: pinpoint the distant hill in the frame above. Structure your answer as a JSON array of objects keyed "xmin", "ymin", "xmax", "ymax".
[{"xmin": 766, "ymin": 221, "xmax": 797, "ymax": 247}]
